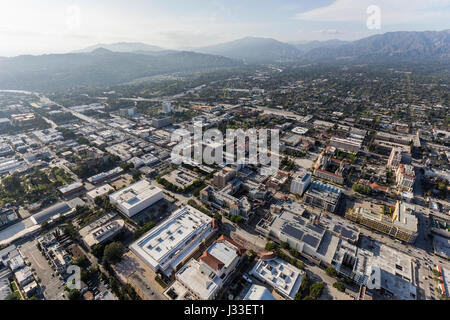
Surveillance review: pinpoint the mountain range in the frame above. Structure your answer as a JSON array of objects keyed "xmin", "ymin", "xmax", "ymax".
[
  {"xmin": 73, "ymin": 42, "xmax": 167, "ymax": 53},
  {"xmin": 0, "ymin": 49, "xmax": 239, "ymax": 90},
  {"xmin": 0, "ymin": 30, "xmax": 448, "ymax": 90}
]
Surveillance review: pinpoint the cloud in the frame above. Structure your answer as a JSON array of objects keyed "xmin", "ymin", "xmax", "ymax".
[{"xmin": 296, "ymin": 0, "xmax": 450, "ymax": 25}]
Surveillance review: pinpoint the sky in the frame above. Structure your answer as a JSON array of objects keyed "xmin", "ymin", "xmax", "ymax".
[{"xmin": 0, "ymin": 0, "xmax": 449, "ymax": 56}]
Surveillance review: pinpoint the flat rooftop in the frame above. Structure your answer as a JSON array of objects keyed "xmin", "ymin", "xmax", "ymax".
[
  {"xmin": 130, "ymin": 205, "xmax": 213, "ymax": 274},
  {"xmin": 251, "ymin": 258, "xmax": 303, "ymax": 299},
  {"xmin": 176, "ymin": 259, "xmax": 221, "ymax": 300},
  {"xmin": 109, "ymin": 180, "xmax": 162, "ymax": 210},
  {"xmin": 305, "ymin": 181, "xmax": 342, "ymax": 203}
]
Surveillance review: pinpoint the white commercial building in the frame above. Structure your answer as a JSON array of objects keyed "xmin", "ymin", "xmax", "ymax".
[
  {"xmin": 243, "ymin": 284, "xmax": 276, "ymax": 300},
  {"xmin": 168, "ymin": 235, "xmax": 244, "ymax": 300},
  {"xmin": 290, "ymin": 171, "xmax": 311, "ymax": 195},
  {"xmin": 86, "ymin": 184, "xmax": 115, "ymax": 201},
  {"xmin": 250, "ymin": 257, "xmax": 304, "ymax": 300},
  {"xmin": 109, "ymin": 180, "xmax": 164, "ymax": 217},
  {"xmin": 130, "ymin": 205, "xmax": 215, "ymax": 277}
]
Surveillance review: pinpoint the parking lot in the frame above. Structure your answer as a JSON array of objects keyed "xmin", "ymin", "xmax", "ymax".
[{"xmin": 19, "ymin": 240, "xmax": 65, "ymax": 300}]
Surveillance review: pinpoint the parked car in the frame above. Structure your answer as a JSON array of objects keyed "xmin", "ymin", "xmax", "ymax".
[{"xmin": 242, "ymin": 274, "xmax": 252, "ymax": 284}]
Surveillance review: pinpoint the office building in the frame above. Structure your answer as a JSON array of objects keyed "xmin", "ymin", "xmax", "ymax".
[
  {"xmin": 387, "ymin": 147, "xmax": 403, "ymax": 168},
  {"xmin": 304, "ymin": 181, "xmax": 342, "ymax": 213},
  {"xmin": 395, "ymin": 164, "xmax": 415, "ymax": 191},
  {"xmin": 130, "ymin": 205, "xmax": 216, "ymax": 277},
  {"xmin": 250, "ymin": 257, "xmax": 304, "ymax": 300},
  {"xmin": 109, "ymin": 180, "xmax": 164, "ymax": 217},
  {"xmin": 345, "ymin": 201, "xmax": 418, "ymax": 243},
  {"xmin": 330, "ymin": 137, "xmax": 361, "ymax": 153},
  {"xmin": 165, "ymin": 235, "xmax": 245, "ymax": 300},
  {"xmin": 79, "ymin": 212, "xmax": 125, "ymax": 248}
]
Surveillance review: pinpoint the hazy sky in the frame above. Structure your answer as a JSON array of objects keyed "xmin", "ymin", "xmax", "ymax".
[{"xmin": 0, "ymin": 0, "xmax": 449, "ymax": 56}]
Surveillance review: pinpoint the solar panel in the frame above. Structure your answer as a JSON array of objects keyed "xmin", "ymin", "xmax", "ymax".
[
  {"xmin": 293, "ymin": 216, "xmax": 306, "ymax": 226},
  {"xmin": 341, "ymin": 229, "xmax": 356, "ymax": 240},
  {"xmin": 303, "ymin": 234, "xmax": 320, "ymax": 248},
  {"xmin": 282, "ymin": 225, "xmax": 304, "ymax": 240}
]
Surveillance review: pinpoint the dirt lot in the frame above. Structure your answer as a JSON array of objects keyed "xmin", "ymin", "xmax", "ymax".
[
  {"xmin": 114, "ymin": 251, "xmax": 167, "ymax": 300},
  {"xmin": 110, "ymin": 174, "xmax": 133, "ymax": 190}
]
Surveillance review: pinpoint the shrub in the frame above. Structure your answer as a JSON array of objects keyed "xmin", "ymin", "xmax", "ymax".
[
  {"xmin": 265, "ymin": 241, "xmax": 276, "ymax": 251},
  {"xmin": 310, "ymin": 282, "xmax": 324, "ymax": 299},
  {"xmin": 333, "ymin": 282, "xmax": 345, "ymax": 292},
  {"xmin": 325, "ymin": 266, "xmax": 338, "ymax": 277}
]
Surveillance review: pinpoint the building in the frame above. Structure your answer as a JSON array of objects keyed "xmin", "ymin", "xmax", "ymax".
[
  {"xmin": 200, "ymin": 184, "xmax": 252, "ymax": 220},
  {"xmin": 58, "ymin": 182, "xmax": 84, "ymax": 197},
  {"xmin": 0, "ymin": 268, "xmax": 12, "ymax": 300},
  {"xmin": 267, "ymin": 170, "xmax": 290, "ymax": 190},
  {"xmin": 250, "ymin": 257, "xmax": 304, "ymax": 300},
  {"xmin": 330, "ymin": 137, "xmax": 361, "ymax": 153},
  {"xmin": 162, "ymin": 102, "xmax": 172, "ymax": 114},
  {"xmin": 257, "ymin": 210, "xmax": 338, "ymax": 264},
  {"xmin": 165, "ymin": 235, "xmax": 245, "ymax": 300},
  {"xmin": 213, "ymin": 167, "xmax": 236, "ymax": 188},
  {"xmin": 0, "ymin": 204, "xmax": 19, "ymax": 230},
  {"xmin": 304, "ymin": 181, "xmax": 342, "ymax": 213},
  {"xmin": 129, "ymin": 205, "xmax": 216, "ymax": 277},
  {"xmin": 364, "ymin": 242, "xmax": 417, "ymax": 300},
  {"xmin": 313, "ymin": 150, "xmax": 349, "ymax": 184},
  {"xmin": 395, "ymin": 164, "xmax": 415, "ymax": 191},
  {"xmin": 387, "ymin": 147, "xmax": 404, "ymax": 168},
  {"xmin": 79, "ymin": 212, "xmax": 125, "ymax": 248},
  {"xmin": 152, "ymin": 116, "xmax": 172, "ymax": 128},
  {"xmin": 437, "ymin": 265, "xmax": 449, "ymax": 298},
  {"xmin": 14, "ymin": 266, "xmax": 34, "ymax": 287},
  {"xmin": 119, "ymin": 107, "xmax": 137, "ymax": 117},
  {"xmin": 109, "ymin": 180, "xmax": 164, "ymax": 217},
  {"xmin": 30, "ymin": 202, "xmax": 73, "ymax": 225},
  {"xmin": 430, "ymin": 215, "xmax": 450, "ymax": 239},
  {"xmin": 346, "ymin": 201, "xmax": 418, "ymax": 243},
  {"xmin": 11, "ymin": 113, "xmax": 35, "ymax": 125},
  {"xmin": 87, "ymin": 167, "xmax": 123, "ymax": 185},
  {"xmin": 243, "ymin": 284, "xmax": 276, "ymax": 300},
  {"xmin": 86, "ymin": 184, "xmax": 115, "ymax": 202}
]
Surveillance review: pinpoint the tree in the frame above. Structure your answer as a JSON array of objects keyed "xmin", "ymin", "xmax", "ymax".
[
  {"xmin": 333, "ymin": 282, "xmax": 345, "ymax": 292},
  {"xmin": 132, "ymin": 171, "xmax": 142, "ymax": 181},
  {"xmin": 310, "ymin": 282, "xmax": 324, "ymax": 299},
  {"xmin": 5, "ymin": 293, "xmax": 18, "ymax": 300},
  {"xmin": 73, "ymin": 255, "xmax": 89, "ymax": 268},
  {"xmin": 68, "ymin": 288, "xmax": 82, "ymax": 300},
  {"xmin": 295, "ymin": 274, "xmax": 310, "ymax": 300},
  {"xmin": 325, "ymin": 266, "xmax": 338, "ymax": 277},
  {"xmin": 265, "ymin": 241, "xmax": 276, "ymax": 251},
  {"xmin": 91, "ymin": 243, "xmax": 104, "ymax": 258},
  {"xmin": 102, "ymin": 242, "xmax": 124, "ymax": 264},
  {"xmin": 280, "ymin": 241, "xmax": 290, "ymax": 249}
]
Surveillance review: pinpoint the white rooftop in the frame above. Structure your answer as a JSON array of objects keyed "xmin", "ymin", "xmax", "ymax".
[
  {"xmin": 86, "ymin": 184, "xmax": 114, "ymax": 199},
  {"xmin": 109, "ymin": 180, "xmax": 162, "ymax": 211},
  {"xmin": 130, "ymin": 205, "xmax": 213, "ymax": 275},
  {"xmin": 243, "ymin": 284, "xmax": 276, "ymax": 300},
  {"xmin": 251, "ymin": 257, "xmax": 303, "ymax": 299},
  {"xmin": 176, "ymin": 259, "xmax": 221, "ymax": 300},
  {"xmin": 206, "ymin": 241, "xmax": 238, "ymax": 269}
]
